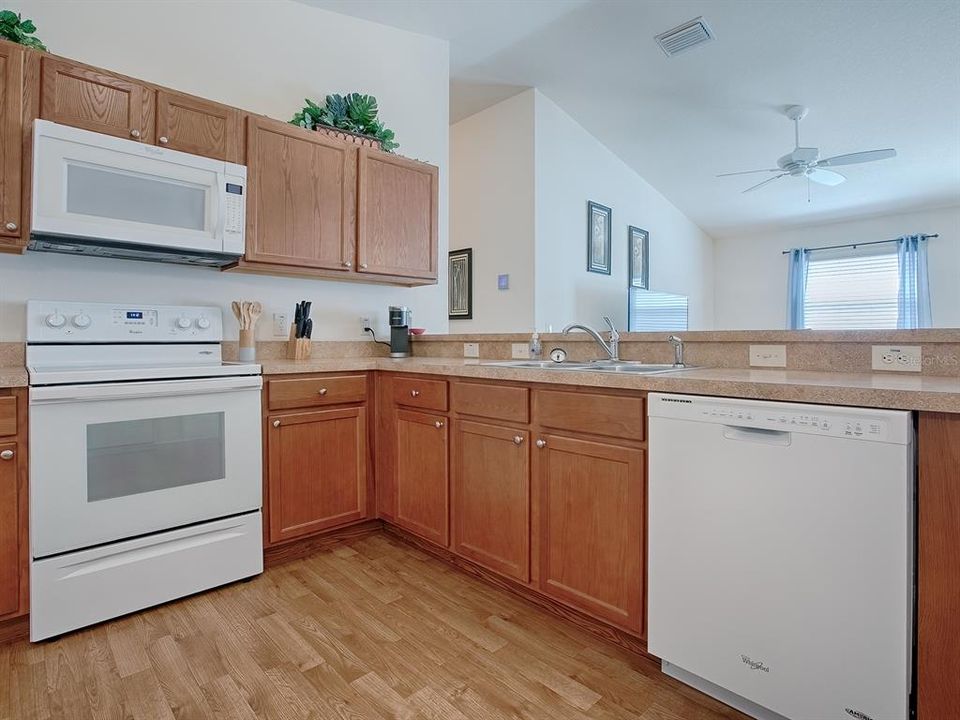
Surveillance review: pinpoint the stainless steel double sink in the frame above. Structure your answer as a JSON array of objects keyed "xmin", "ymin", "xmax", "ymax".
[{"xmin": 483, "ymin": 359, "xmax": 693, "ymax": 375}]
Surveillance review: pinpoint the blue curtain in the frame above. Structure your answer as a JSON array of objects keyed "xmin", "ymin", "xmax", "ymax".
[
  {"xmin": 897, "ymin": 235, "xmax": 932, "ymax": 329},
  {"xmin": 786, "ymin": 248, "xmax": 808, "ymax": 329}
]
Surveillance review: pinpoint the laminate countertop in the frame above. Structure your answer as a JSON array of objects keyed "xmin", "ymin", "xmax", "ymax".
[
  {"xmin": 259, "ymin": 357, "xmax": 960, "ymax": 414},
  {"xmin": 0, "ymin": 366, "xmax": 28, "ymax": 388}
]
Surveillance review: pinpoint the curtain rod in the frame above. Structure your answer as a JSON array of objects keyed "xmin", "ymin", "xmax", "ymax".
[{"xmin": 781, "ymin": 233, "xmax": 939, "ymax": 255}]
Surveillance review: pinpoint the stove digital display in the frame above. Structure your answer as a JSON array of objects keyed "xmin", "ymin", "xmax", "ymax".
[{"xmin": 126, "ymin": 311, "xmax": 143, "ymax": 320}]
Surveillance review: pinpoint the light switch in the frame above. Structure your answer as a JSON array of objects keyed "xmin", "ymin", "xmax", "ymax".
[{"xmin": 463, "ymin": 342, "xmax": 480, "ymax": 358}]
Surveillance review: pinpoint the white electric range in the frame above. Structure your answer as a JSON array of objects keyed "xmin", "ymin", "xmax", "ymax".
[{"xmin": 27, "ymin": 300, "xmax": 264, "ymax": 641}]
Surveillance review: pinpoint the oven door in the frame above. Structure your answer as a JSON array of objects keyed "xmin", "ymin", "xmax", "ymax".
[{"xmin": 29, "ymin": 375, "xmax": 262, "ymax": 558}]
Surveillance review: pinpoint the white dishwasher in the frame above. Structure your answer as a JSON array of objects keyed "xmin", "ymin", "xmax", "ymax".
[{"xmin": 647, "ymin": 393, "xmax": 914, "ymax": 720}]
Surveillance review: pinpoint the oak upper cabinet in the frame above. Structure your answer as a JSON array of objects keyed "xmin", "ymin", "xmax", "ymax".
[
  {"xmin": 245, "ymin": 116, "xmax": 356, "ymax": 270},
  {"xmin": 0, "ymin": 42, "xmax": 23, "ymax": 247},
  {"xmin": 535, "ymin": 433, "xmax": 645, "ymax": 634},
  {"xmin": 395, "ymin": 408, "xmax": 449, "ymax": 546},
  {"xmin": 0, "ymin": 440, "xmax": 19, "ymax": 616},
  {"xmin": 357, "ymin": 148, "xmax": 438, "ymax": 281},
  {"xmin": 267, "ymin": 407, "xmax": 367, "ymax": 544},
  {"xmin": 155, "ymin": 90, "xmax": 242, "ymax": 162},
  {"xmin": 40, "ymin": 57, "xmax": 153, "ymax": 142},
  {"xmin": 452, "ymin": 420, "xmax": 530, "ymax": 581}
]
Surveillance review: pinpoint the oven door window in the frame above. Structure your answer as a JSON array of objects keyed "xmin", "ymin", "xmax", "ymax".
[{"xmin": 86, "ymin": 411, "xmax": 225, "ymax": 502}]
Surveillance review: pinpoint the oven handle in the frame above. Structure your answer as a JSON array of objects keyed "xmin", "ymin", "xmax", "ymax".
[{"xmin": 30, "ymin": 375, "xmax": 262, "ymax": 404}]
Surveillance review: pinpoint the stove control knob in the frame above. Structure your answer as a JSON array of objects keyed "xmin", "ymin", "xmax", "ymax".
[
  {"xmin": 176, "ymin": 316, "xmax": 192, "ymax": 330},
  {"xmin": 196, "ymin": 316, "xmax": 211, "ymax": 330},
  {"xmin": 45, "ymin": 312, "xmax": 66, "ymax": 328},
  {"xmin": 72, "ymin": 313, "xmax": 92, "ymax": 329}
]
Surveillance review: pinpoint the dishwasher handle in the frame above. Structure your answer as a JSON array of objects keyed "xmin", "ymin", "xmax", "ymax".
[{"xmin": 722, "ymin": 424, "xmax": 792, "ymax": 447}]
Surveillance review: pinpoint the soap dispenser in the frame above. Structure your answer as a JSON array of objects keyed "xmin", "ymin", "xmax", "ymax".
[{"xmin": 529, "ymin": 330, "xmax": 542, "ymax": 360}]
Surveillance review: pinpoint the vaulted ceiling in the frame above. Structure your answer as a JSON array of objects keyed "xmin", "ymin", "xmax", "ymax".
[{"xmin": 302, "ymin": 0, "xmax": 960, "ymax": 238}]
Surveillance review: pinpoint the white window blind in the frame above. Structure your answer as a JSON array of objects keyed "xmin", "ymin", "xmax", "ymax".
[
  {"xmin": 629, "ymin": 289, "xmax": 688, "ymax": 331},
  {"xmin": 803, "ymin": 247, "xmax": 899, "ymax": 329}
]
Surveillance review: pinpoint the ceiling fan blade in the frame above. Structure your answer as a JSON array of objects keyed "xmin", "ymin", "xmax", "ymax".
[
  {"xmin": 743, "ymin": 173, "xmax": 787, "ymax": 193},
  {"xmin": 807, "ymin": 168, "xmax": 846, "ymax": 186},
  {"xmin": 717, "ymin": 168, "xmax": 781, "ymax": 177},
  {"xmin": 818, "ymin": 148, "xmax": 896, "ymax": 167}
]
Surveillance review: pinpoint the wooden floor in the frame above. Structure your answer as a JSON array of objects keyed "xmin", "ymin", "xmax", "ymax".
[{"xmin": 0, "ymin": 532, "xmax": 746, "ymax": 720}]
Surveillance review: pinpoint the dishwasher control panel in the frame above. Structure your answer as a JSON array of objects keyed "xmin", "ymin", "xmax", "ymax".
[{"xmin": 648, "ymin": 393, "xmax": 913, "ymax": 445}]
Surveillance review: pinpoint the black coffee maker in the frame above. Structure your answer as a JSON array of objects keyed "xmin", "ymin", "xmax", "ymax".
[{"xmin": 389, "ymin": 305, "xmax": 412, "ymax": 358}]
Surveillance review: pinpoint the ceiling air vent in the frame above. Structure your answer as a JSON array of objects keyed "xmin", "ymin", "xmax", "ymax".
[{"xmin": 655, "ymin": 17, "xmax": 715, "ymax": 57}]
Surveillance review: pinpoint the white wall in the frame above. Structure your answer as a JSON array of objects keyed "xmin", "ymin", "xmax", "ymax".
[
  {"xmin": 0, "ymin": 0, "xmax": 449, "ymax": 341},
  {"xmin": 449, "ymin": 91, "xmax": 535, "ymax": 332},
  {"xmin": 713, "ymin": 205, "xmax": 960, "ymax": 329},
  {"xmin": 533, "ymin": 92, "xmax": 715, "ymax": 331}
]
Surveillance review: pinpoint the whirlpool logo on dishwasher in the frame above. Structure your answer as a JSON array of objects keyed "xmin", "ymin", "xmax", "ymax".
[
  {"xmin": 740, "ymin": 655, "xmax": 770, "ymax": 673},
  {"xmin": 844, "ymin": 709, "xmax": 875, "ymax": 720}
]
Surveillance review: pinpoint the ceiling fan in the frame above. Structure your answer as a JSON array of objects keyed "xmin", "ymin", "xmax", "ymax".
[{"xmin": 718, "ymin": 105, "xmax": 897, "ymax": 194}]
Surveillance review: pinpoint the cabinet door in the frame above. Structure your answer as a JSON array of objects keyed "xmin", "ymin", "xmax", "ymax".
[
  {"xmin": 452, "ymin": 421, "xmax": 530, "ymax": 581},
  {"xmin": 0, "ymin": 442, "xmax": 19, "ymax": 616},
  {"xmin": 0, "ymin": 43, "xmax": 22, "ymax": 243},
  {"xmin": 245, "ymin": 117, "xmax": 356, "ymax": 270},
  {"xmin": 267, "ymin": 407, "xmax": 367, "ymax": 544},
  {"xmin": 40, "ymin": 57, "xmax": 152, "ymax": 141},
  {"xmin": 396, "ymin": 409, "xmax": 448, "ymax": 545},
  {"xmin": 156, "ymin": 90, "xmax": 242, "ymax": 162},
  {"xmin": 357, "ymin": 148, "xmax": 438, "ymax": 280},
  {"xmin": 535, "ymin": 434, "xmax": 644, "ymax": 634}
]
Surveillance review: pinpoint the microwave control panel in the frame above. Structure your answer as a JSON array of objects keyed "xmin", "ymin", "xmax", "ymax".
[{"xmin": 224, "ymin": 182, "xmax": 244, "ymax": 235}]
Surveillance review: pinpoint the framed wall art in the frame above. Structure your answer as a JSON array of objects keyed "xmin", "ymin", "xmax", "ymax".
[
  {"xmin": 629, "ymin": 225, "xmax": 649, "ymax": 289},
  {"xmin": 448, "ymin": 248, "xmax": 473, "ymax": 319},
  {"xmin": 587, "ymin": 201, "xmax": 612, "ymax": 274}
]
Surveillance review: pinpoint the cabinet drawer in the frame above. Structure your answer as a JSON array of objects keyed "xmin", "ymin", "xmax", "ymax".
[
  {"xmin": 0, "ymin": 396, "xmax": 16, "ymax": 436},
  {"xmin": 535, "ymin": 389, "xmax": 644, "ymax": 441},
  {"xmin": 453, "ymin": 382, "xmax": 528, "ymax": 423},
  {"xmin": 392, "ymin": 377, "xmax": 447, "ymax": 412},
  {"xmin": 268, "ymin": 375, "xmax": 367, "ymax": 411}
]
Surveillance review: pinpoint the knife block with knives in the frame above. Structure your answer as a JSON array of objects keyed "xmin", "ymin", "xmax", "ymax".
[{"xmin": 288, "ymin": 300, "xmax": 313, "ymax": 360}]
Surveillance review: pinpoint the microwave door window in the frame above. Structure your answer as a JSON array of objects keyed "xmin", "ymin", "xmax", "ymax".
[
  {"xmin": 66, "ymin": 164, "xmax": 208, "ymax": 232},
  {"xmin": 86, "ymin": 412, "xmax": 226, "ymax": 502}
]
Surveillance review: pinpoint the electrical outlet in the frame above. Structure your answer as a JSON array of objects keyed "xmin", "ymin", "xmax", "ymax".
[
  {"xmin": 872, "ymin": 345, "xmax": 922, "ymax": 372},
  {"xmin": 272, "ymin": 312, "xmax": 288, "ymax": 337},
  {"xmin": 359, "ymin": 316, "xmax": 371, "ymax": 335},
  {"xmin": 511, "ymin": 343, "xmax": 529, "ymax": 359},
  {"xmin": 750, "ymin": 344, "xmax": 787, "ymax": 367},
  {"xmin": 463, "ymin": 342, "xmax": 479, "ymax": 358}
]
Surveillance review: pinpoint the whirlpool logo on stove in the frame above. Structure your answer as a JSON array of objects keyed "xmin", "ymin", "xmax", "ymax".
[
  {"xmin": 844, "ymin": 709, "xmax": 875, "ymax": 720},
  {"xmin": 740, "ymin": 654, "xmax": 769, "ymax": 673}
]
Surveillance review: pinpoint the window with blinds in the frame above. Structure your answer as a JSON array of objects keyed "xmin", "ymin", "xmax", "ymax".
[
  {"xmin": 803, "ymin": 248, "xmax": 899, "ymax": 329},
  {"xmin": 628, "ymin": 289, "xmax": 689, "ymax": 331}
]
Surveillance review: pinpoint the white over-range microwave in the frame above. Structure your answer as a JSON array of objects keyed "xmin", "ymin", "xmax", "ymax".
[{"xmin": 30, "ymin": 119, "xmax": 246, "ymax": 267}]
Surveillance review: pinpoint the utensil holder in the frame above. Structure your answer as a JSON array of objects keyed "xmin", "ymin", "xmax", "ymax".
[
  {"xmin": 287, "ymin": 324, "xmax": 312, "ymax": 360},
  {"xmin": 238, "ymin": 329, "xmax": 256, "ymax": 362}
]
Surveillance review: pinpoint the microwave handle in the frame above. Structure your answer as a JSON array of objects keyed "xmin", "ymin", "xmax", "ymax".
[{"xmin": 215, "ymin": 172, "xmax": 227, "ymax": 240}]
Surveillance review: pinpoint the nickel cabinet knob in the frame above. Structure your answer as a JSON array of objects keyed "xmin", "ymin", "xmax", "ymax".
[
  {"xmin": 434, "ymin": 420, "xmax": 444, "ymax": 429},
  {"xmin": 513, "ymin": 435, "xmax": 524, "ymax": 445},
  {"xmin": 318, "ymin": 388, "xmax": 328, "ymax": 396},
  {"xmin": 4, "ymin": 222, "xmax": 16, "ymax": 231},
  {"xmin": 158, "ymin": 136, "xmax": 169, "ymax": 144},
  {"xmin": 272, "ymin": 419, "xmax": 281, "ymax": 427},
  {"xmin": 410, "ymin": 389, "xmax": 420, "ymax": 397},
  {"xmin": 535, "ymin": 439, "xmax": 547, "ymax": 449},
  {"xmin": 0, "ymin": 449, "xmax": 13, "ymax": 460},
  {"xmin": 342, "ymin": 260, "xmax": 352, "ymax": 268},
  {"xmin": 130, "ymin": 129, "xmax": 141, "ymax": 139},
  {"xmin": 359, "ymin": 263, "xmax": 368, "ymax": 269}
]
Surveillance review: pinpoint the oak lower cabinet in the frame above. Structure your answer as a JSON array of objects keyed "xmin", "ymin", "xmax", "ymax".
[
  {"xmin": 395, "ymin": 409, "xmax": 449, "ymax": 546},
  {"xmin": 0, "ymin": 42, "xmax": 22, "ymax": 250},
  {"xmin": 244, "ymin": 116, "xmax": 356, "ymax": 271},
  {"xmin": 0, "ymin": 440, "xmax": 19, "ymax": 616},
  {"xmin": 535, "ymin": 433, "xmax": 645, "ymax": 635},
  {"xmin": 40, "ymin": 56, "xmax": 153, "ymax": 142},
  {"xmin": 451, "ymin": 420, "xmax": 530, "ymax": 581},
  {"xmin": 356, "ymin": 148, "xmax": 439, "ymax": 281},
  {"xmin": 267, "ymin": 406, "xmax": 367, "ymax": 544}
]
